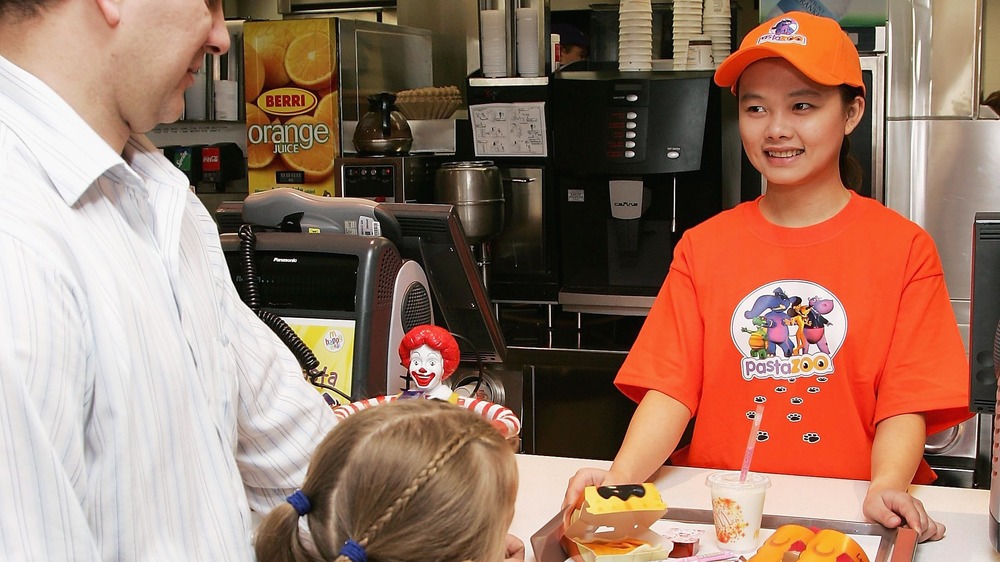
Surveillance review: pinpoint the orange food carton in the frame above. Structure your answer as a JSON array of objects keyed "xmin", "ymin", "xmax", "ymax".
[
  {"xmin": 749, "ymin": 524, "xmax": 816, "ymax": 562},
  {"xmin": 797, "ymin": 529, "xmax": 870, "ymax": 562},
  {"xmin": 244, "ymin": 18, "xmax": 340, "ymax": 195},
  {"xmin": 560, "ymin": 483, "xmax": 671, "ymax": 562},
  {"xmin": 750, "ymin": 525, "xmax": 870, "ymax": 562}
]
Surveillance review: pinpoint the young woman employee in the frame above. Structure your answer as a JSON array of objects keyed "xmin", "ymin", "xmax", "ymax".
[{"xmin": 563, "ymin": 12, "xmax": 971, "ymax": 544}]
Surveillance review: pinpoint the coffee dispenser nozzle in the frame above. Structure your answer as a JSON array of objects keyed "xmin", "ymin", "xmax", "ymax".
[
  {"xmin": 609, "ymin": 179, "xmax": 651, "ymax": 220},
  {"xmin": 608, "ymin": 179, "xmax": 652, "ymax": 259}
]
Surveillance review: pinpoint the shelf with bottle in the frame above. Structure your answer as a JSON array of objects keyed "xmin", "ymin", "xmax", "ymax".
[{"xmin": 148, "ymin": 120, "xmax": 246, "ymax": 154}]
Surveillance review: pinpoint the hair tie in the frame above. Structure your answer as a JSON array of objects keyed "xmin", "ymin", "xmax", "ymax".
[
  {"xmin": 338, "ymin": 539, "xmax": 367, "ymax": 562},
  {"xmin": 285, "ymin": 489, "xmax": 312, "ymax": 516}
]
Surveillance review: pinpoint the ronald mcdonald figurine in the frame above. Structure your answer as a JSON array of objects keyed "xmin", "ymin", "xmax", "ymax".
[{"xmin": 331, "ymin": 324, "xmax": 522, "ymax": 440}]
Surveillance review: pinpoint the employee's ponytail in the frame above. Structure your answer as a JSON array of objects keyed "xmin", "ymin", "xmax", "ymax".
[{"xmin": 839, "ymin": 85, "xmax": 866, "ymax": 192}]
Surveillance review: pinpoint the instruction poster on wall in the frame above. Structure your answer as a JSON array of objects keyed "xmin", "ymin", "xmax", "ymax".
[{"xmin": 470, "ymin": 102, "xmax": 547, "ymax": 157}]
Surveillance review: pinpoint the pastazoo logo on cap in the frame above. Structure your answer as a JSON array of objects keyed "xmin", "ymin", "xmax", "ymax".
[{"xmin": 756, "ymin": 18, "xmax": 806, "ymax": 46}]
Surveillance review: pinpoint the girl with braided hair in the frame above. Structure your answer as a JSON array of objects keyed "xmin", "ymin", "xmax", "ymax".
[{"xmin": 254, "ymin": 398, "xmax": 522, "ymax": 562}]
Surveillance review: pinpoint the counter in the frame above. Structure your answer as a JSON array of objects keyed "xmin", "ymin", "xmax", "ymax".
[{"xmin": 510, "ymin": 454, "xmax": 1000, "ymax": 562}]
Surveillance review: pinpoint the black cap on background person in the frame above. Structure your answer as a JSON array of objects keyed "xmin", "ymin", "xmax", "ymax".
[{"xmin": 552, "ymin": 23, "xmax": 589, "ymax": 68}]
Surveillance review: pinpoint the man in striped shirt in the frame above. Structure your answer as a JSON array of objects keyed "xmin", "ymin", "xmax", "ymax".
[{"xmin": 0, "ymin": 0, "xmax": 336, "ymax": 559}]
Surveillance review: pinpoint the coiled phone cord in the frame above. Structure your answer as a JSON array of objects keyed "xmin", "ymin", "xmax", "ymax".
[{"xmin": 237, "ymin": 224, "xmax": 351, "ymax": 403}]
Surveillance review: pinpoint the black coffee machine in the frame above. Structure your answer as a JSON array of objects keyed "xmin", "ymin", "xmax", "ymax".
[{"xmin": 552, "ymin": 70, "xmax": 727, "ymax": 315}]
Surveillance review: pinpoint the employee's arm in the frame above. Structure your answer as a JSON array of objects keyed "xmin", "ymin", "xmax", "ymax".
[
  {"xmin": 563, "ymin": 390, "xmax": 690, "ymax": 508},
  {"xmin": 863, "ymin": 413, "xmax": 945, "ymax": 542},
  {"xmin": 608, "ymin": 389, "xmax": 692, "ymax": 482}
]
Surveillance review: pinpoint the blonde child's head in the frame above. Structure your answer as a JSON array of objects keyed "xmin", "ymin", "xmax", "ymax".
[{"xmin": 254, "ymin": 399, "xmax": 519, "ymax": 562}]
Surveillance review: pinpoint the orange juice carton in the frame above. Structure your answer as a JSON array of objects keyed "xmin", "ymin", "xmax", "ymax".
[
  {"xmin": 244, "ymin": 18, "xmax": 340, "ymax": 195},
  {"xmin": 560, "ymin": 483, "xmax": 671, "ymax": 562}
]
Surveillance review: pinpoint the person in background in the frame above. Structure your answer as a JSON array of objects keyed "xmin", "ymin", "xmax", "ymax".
[
  {"xmin": 0, "ymin": 0, "xmax": 335, "ymax": 559},
  {"xmin": 552, "ymin": 22, "xmax": 590, "ymax": 70},
  {"xmin": 562, "ymin": 12, "xmax": 970, "ymax": 544},
  {"xmin": 255, "ymin": 399, "xmax": 521, "ymax": 562}
]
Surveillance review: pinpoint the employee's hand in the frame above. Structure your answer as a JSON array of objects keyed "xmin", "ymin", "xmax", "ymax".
[
  {"xmin": 503, "ymin": 533, "xmax": 525, "ymax": 561},
  {"xmin": 863, "ymin": 487, "xmax": 945, "ymax": 543},
  {"xmin": 561, "ymin": 467, "xmax": 609, "ymax": 511}
]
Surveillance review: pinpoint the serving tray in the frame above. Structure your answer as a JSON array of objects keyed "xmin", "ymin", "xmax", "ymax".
[{"xmin": 530, "ymin": 507, "xmax": 918, "ymax": 562}]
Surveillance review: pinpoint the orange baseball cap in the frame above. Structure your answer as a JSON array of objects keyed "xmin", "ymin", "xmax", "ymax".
[{"xmin": 714, "ymin": 11, "xmax": 864, "ymax": 96}]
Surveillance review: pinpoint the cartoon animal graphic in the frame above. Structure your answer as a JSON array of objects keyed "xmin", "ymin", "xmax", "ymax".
[
  {"xmin": 773, "ymin": 18, "xmax": 797, "ymax": 35},
  {"xmin": 801, "ymin": 296, "xmax": 834, "ymax": 354},
  {"xmin": 741, "ymin": 316, "xmax": 769, "ymax": 359},
  {"xmin": 743, "ymin": 288, "xmax": 795, "ymax": 357},
  {"xmin": 786, "ymin": 302, "xmax": 809, "ymax": 355}
]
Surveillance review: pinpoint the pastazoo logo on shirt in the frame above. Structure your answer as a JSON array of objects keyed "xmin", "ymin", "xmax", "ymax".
[{"xmin": 730, "ymin": 281, "xmax": 847, "ymax": 381}]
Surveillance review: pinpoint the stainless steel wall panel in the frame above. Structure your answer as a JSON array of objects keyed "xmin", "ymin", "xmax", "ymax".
[
  {"xmin": 885, "ymin": 118, "xmax": 1000, "ymax": 351},
  {"xmin": 337, "ymin": 19, "xmax": 433, "ymax": 122},
  {"xmin": 397, "ymin": 0, "xmax": 481, "ymax": 101},
  {"xmin": 887, "ymin": 0, "xmax": 981, "ymax": 118}
]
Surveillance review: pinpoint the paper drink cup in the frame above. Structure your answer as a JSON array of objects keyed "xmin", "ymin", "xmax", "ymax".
[{"xmin": 705, "ymin": 471, "xmax": 770, "ymax": 552}]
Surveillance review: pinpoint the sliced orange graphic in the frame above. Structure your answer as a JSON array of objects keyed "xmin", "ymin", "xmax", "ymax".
[
  {"xmin": 314, "ymin": 91, "xmax": 337, "ymax": 124},
  {"xmin": 284, "ymin": 32, "xmax": 333, "ymax": 89},
  {"xmin": 251, "ymin": 24, "xmax": 295, "ymax": 88},
  {"xmin": 243, "ymin": 42, "xmax": 266, "ymax": 102},
  {"xmin": 245, "ymin": 103, "xmax": 276, "ymax": 169}
]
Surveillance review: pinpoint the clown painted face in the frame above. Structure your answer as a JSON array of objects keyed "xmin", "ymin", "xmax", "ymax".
[{"xmin": 408, "ymin": 344, "xmax": 445, "ymax": 390}]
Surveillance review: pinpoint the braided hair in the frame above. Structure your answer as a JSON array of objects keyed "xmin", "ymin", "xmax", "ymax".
[{"xmin": 254, "ymin": 399, "xmax": 518, "ymax": 562}]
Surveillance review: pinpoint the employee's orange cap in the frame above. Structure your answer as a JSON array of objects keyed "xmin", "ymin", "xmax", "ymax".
[{"xmin": 714, "ymin": 11, "xmax": 864, "ymax": 96}]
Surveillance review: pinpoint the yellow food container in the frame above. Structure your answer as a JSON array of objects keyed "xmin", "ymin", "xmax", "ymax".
[{"xmin": 560, "ymin": 483, "xmax": 671, "ymax": 562}]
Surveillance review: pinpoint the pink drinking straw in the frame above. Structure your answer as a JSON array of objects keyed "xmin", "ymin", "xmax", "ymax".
[{"xmin": 739, "ymin": 404, "xmax": 765, "ymax": 483}]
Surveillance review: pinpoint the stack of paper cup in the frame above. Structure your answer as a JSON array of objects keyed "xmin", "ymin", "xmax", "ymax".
[
  {"xmin": 618, "ymin": 0, "xmax": 652, "ymax": 71},
  {"xmin": 703, "ymin": 0, "xmax": 731, "ymax": 67},
  {"xmin": 686, "ymin": 35, "xmax": 714, "ymax": 70},
  {"xmin": 516, "ymin": 8, "xmax": 540, "ymax": 77},
  {"xmin": 213, "ymin": 79, "xmax": 239, "ymax": 121},
  {"xmin": 672, "ymin": 0, "xmax": 703, "ymax": 71},
  {"xmin": 480, "ymin": 9, "xmax": 508, "ymax": 78}
]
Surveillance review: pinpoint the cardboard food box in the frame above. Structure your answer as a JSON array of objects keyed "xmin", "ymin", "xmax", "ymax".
[
  {"xmin": 750, "ymin": 526, "xmax": 871, "ymax": 562},
  {"xmin": 243, "ymin": 18, "xmax": 340, "ymax": 195},
  {"xmin": 560, "ymin": 483, "xmax": 672, "ymax": 562}
]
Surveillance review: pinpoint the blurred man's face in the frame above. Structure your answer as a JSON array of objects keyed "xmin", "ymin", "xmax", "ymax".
[{"xmin": 560, "ymin": 44, "xmax": 588, "ymax": 64}]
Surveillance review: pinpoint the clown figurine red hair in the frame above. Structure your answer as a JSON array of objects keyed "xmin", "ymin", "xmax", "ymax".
[{"xmin": 331, "ymin": 325, "xmax": 522, "ymax": 440}]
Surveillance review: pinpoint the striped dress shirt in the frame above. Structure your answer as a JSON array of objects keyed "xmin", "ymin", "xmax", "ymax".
[{"xmin": 0, "ymin": 55, "xmax": 336, "ymax": 560}]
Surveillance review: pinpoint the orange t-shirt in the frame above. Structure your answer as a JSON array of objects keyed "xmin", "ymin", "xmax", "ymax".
[{"xmin": 615, "ymin": 193, "xmax": 972, "ymax": 483}]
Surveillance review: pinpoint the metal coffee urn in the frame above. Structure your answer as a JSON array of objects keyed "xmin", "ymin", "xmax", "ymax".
[{"xmin": 434, "ymin": 161, "xmax": 505, "ymax": 245}]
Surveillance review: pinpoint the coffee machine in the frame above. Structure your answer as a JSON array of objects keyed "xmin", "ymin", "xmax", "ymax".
[{"xmin": 552, "ymin": 69, "xmax": 734, "ymax": 315}]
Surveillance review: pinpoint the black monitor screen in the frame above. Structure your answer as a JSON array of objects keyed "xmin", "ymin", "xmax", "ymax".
[
  {"xmin": 380, "ymin": 203, "xmax": 507, "ymax": 363},
  {"xmin": 224, "ymin": 243, "xmax": 360, "ymax": 316},
  {"xmin": 969, "ymin": 212, "xmax": 1000, "ymax": 413}
]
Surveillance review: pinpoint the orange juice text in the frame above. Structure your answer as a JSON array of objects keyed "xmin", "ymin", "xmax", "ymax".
[{"xmin": 244, "ymin": 18, "xmax": 340, "ymax": 195}]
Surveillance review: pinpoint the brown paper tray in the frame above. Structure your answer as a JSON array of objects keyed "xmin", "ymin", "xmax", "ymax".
[{"xmin": 530, "ymin": 507, "xmax": 917, "ymax": 562}]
